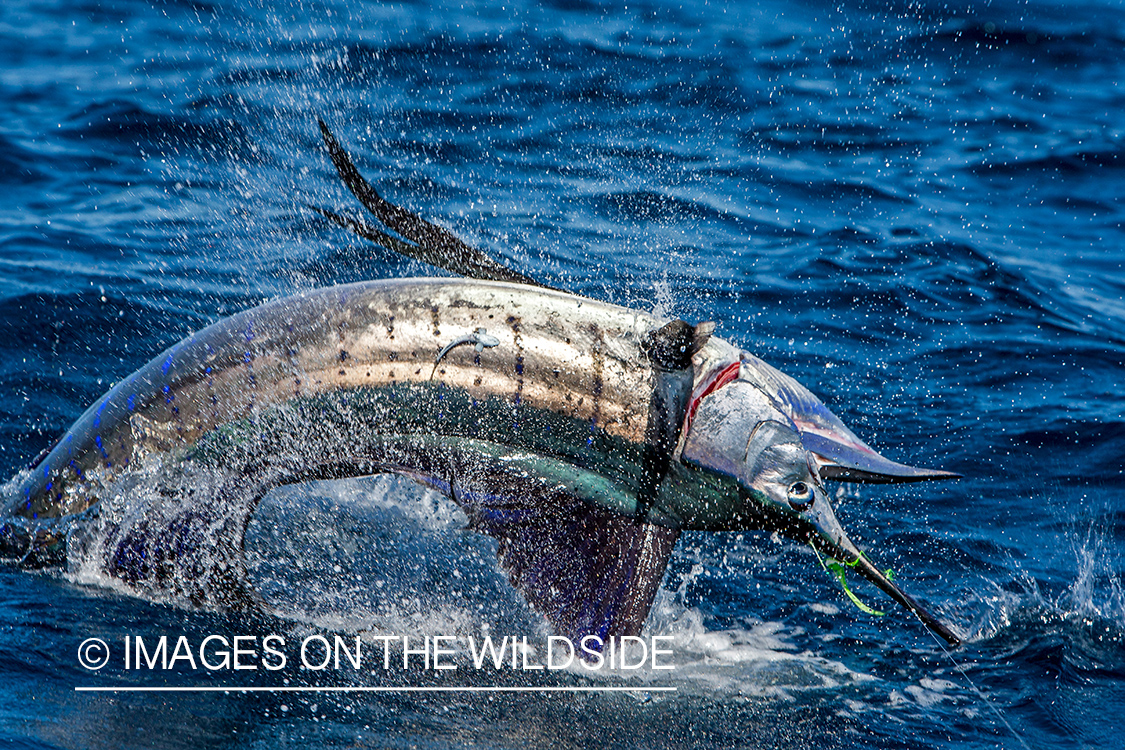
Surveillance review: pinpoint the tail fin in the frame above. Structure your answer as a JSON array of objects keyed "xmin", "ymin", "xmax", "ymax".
[{"xmin": 314, "ymin": 120, "xmax": 551, "ymax": 289}]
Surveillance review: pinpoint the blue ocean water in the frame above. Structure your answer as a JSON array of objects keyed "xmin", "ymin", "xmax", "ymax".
[{"xmin": 2, "ymin": 0, "xmax": 1124, "ymax": 747}]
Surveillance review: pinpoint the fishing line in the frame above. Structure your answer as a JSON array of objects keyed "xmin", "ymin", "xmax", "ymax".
[
  {"xmin": 813, "ymin": 543, "xmax": 1030, "ymax": 748},
  {"xmin": 910, "ymin": 599, "xmax": 1032, "ymax": 750}
]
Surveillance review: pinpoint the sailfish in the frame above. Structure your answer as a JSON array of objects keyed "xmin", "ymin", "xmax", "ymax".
[{"xmin": 0, "ymin": 121, "xmax": 961, "ymax": 647}]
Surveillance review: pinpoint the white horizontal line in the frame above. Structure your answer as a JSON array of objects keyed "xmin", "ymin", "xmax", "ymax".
[{"xmin": 75, "ymin": 685, "xmax": 677, "ymax": 693}]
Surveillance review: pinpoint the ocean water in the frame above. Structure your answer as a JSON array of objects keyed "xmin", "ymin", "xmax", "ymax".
[{"xmin": 2, "ymin": 0, "xmax": 1124, "ymax": 747}]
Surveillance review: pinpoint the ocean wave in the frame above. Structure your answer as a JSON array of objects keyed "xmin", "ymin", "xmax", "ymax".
[{"xmin": 60, "ymin": 100, "xmax": 261, "ymax": 163}]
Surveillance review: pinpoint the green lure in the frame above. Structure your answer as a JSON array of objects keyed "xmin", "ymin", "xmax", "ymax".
[{"xmin": 811, "ymin": 544, "xmax": 894, "ymax": 617}]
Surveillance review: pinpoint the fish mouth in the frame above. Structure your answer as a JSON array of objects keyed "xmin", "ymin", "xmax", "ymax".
[{"xmin": 801, "ymin": 491, "xmax": 962, "ymax": 647}]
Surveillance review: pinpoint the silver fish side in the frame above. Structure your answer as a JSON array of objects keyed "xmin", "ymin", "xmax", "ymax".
[{"xmin": 7, "ymin": 279, "xmax": 697, "ymax": 523}]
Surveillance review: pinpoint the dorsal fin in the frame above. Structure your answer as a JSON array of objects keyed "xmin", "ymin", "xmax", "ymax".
[
  {"xmin": 392, "ymin": 442, "xmax": 681, "ymax": 644},
  {"xmin": 315, "ymin": 120, "xmax": 552, "ymax": 289}
]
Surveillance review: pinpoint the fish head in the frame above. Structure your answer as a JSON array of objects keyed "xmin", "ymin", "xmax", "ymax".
[
  {"xmin": 678, "ymin": 375, "xmax": 832, "ymax": 535},
  {"xmin": 677, "ymin": 347, "xmax": 961, "ymax": 645}
]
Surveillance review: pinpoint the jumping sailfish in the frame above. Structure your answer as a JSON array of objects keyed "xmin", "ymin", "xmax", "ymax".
[{"xmin": 0, "ymin": 122, "xmax": 961, "ymax": 647}]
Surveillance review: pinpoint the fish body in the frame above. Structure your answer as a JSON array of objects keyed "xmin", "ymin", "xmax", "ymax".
[
  {"xmin": 10, "ymin": 279, "xmax": 693, "ymax": 525},
  {"xmin": 0, "ymin": 123, "xmax": 962, "ymax": 646},
  {"xmin": 0, "ymin": 279, "xmax": 724, "ymax": 634},
  {"xmin": 1, "ymin": 277, "xmax": 957, "ymax": 643}
]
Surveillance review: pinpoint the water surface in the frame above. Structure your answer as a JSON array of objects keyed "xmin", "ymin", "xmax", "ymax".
[{"xmin": 2, "ymin": 1, "xmax": 1124, "ymax": 748}]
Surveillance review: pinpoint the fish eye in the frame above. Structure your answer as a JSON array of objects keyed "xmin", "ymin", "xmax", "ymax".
[{"xmin": 787, "ymin": 481, "xmax": 814, "ymax": 510}]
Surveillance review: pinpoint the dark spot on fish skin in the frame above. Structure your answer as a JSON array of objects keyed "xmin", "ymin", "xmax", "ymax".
[
  {"xmin": 590, "ymin": 323, "xmax": 605, "ymax": 427},
  {"xmin": 389, "ymin": 371, "xmax": 395, "ymax": 378},
  {"xmin": 388, "ymin": 351, "xmax": 398, "ymax": 361},
  {"xmin": 474, "ymin": 376, "xmax": 482, "ymax": 386},
  {"xmin": 431, "ymin": 305, "xmax": 441, "ymax": 337},
  {"xmin": 339, "ymin": 350, "xmax": 349, "ymax": 361},
  {"xmin": 414, "ymin": 369, "xmax": 421, "ymax": 375},
  {"xmin": 508, "ymin": 315, "xmax": 524, "ymax": 404},
  {"xmin": 338, "ymin": 370, "xmax": 346, "ymax": 376}
]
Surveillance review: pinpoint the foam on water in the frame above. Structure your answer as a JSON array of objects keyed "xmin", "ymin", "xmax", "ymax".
[{"xmin": 240, "ymin": 475, "xmax": 885, "ymax": 698}]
